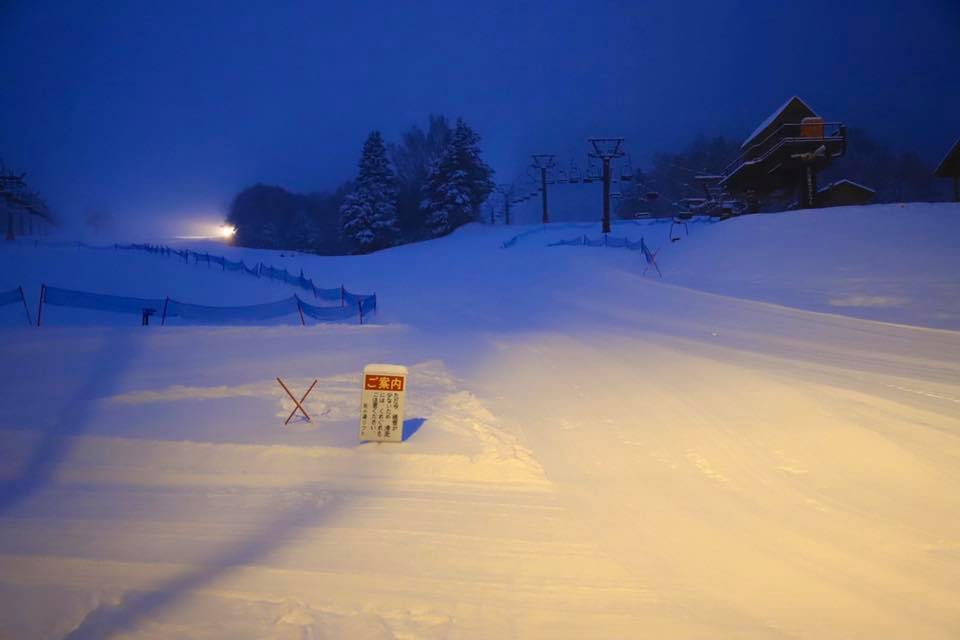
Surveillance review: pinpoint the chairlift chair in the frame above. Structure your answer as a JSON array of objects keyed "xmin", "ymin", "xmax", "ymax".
[
  {"xmin": 585, "ymin": 157, "xmax": 602, "ymax": 183},
  {"xmin": 670, "ymin": 216, "xmax": 689, "ymax": 242}
]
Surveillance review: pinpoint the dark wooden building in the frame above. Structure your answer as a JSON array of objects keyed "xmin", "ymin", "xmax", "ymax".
[
  {"xmin": 720, "ymin": 96, "xmax": 847, "ymax": 210},
  {"xmin": 934, "ymin": 137, "xmax": 960, "ymax": 202}
]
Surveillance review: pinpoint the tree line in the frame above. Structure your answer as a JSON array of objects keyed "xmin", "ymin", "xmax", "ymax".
[
  {"xmin": 228, "ymin": 122, "xmax": 951, "ymax": 252},
  {"xmin": 228, "ymin": 115, "xmax": 494, "ymax": 254}
]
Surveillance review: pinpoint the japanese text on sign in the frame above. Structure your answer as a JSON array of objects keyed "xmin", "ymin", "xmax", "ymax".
[{"xmin": 364, "ymin": 375, "xmax": 405, "ymax": 392}]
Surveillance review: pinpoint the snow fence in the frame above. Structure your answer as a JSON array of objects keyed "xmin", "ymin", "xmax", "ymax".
[
  {"xmin": 549, "ymin": 234, "xmax": 649, "ymax": 250},
  {"xmin": 0, "ymin": 286, "xmax": 32, "ymax": 325},
  {"xmin": 548, "ymin": 234, "xmax": 661, "ymax": 275},
  {"xmin": 37, "ymin": 284, "xmax": 375, "ymax": 326},
  {"xmin": 118, "ymin": 243, "xmax": 348, "ymax": 303},
  {"xmin": 21, "ymin": 241, "xmax": 367, "ymax": 305},
  {"xmin": 16, "ymin": 241, "xmax": 378, "ymax": 326}
]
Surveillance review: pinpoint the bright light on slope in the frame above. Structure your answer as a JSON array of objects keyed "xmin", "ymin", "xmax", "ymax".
[{"xmin": 219, "ymin": 224, "xmax": 236, "ymax": 239}]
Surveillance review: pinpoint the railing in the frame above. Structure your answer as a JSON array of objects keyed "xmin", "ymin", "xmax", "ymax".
[{"xmin": 721, "ymin": 122, "xmax": 847, "ymax": 179}]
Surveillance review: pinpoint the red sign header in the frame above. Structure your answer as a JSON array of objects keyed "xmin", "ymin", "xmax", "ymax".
[{"xmin": 365, "ymin": 374, "xmax": 405, "ymax": 392}]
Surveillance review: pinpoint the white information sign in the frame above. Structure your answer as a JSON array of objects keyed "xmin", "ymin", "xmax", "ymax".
[{"xmin": 359, "ymin": 364, "xmax": 408, "ymax": 442}]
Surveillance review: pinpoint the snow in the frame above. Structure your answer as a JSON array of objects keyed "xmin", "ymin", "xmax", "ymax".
[
  {"xmin": 1, "ymin": 203, "xmax": 959, "ymax": 639},
  {"xmin": 819, "ymin": 178, "xmax": 876, "ymax": 194}
]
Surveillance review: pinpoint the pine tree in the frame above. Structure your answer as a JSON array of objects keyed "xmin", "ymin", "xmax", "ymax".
[
  {"xmin": 454, "ymin": 119, "xmax": 495, "ymax": 218},
  {"xmin": 420, "ymin": 119, "xmax": 495, "ymax": 236},
  {"xmin": 391, "ymin": 115, "xmax": 453, "ymax": 239},
  {"xmin": 340, "ymin": 131, "xmax": 399, "ymax": 252},
  {"xmin": 421, "ymin": 154, "xmax": 472, "ymax": 236}
]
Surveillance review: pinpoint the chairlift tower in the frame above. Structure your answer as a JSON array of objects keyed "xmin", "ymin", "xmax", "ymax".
[
  {"xmin": 530, "ymin": 154, "xmax": 556, "ymax": 224},
  {"xmin": 495, "ymin": 184, "xmax": 518, "ymax": 225},
  {"xmin": 1, "ymin": 172, "xmax": 27, "ymax": 241},
  {"xmin": 588, "ymin": 138, "xmax": 625, "ymax": 234}
]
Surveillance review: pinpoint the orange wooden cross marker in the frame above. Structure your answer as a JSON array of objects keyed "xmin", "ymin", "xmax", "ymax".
[{"xmin": 276, "ymin": 377, "xmax": 318, "ymax": 425}]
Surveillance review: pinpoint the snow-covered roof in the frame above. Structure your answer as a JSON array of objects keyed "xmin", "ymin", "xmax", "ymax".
[
  {"xmin": 934, "ymin": 136, "xmax": 960, "ymax": 177},
  {"xmin": 817, "ymin": 179, "xmax": 876, "ymax": 194},
  {"xmin": 741, "ymin": 96, "xmax": 817, "ymax": 150}
]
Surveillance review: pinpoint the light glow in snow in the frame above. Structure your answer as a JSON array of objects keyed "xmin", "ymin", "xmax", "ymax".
[{"xmin": 173, "ymin": 221, "xmax": 238, "ymax": 241}]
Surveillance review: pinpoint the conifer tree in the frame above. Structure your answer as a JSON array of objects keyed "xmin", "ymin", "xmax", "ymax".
[
  {"xmin": 420, "ymin": 119, "xmax": 495, "ymax": 236},
  {"xmin": 454, "ymin": 119, "xmax": 495, "ymax": 217},
  {"xmin": 340, "ymin": 131, "xmax": 399, "ymax": 252}
]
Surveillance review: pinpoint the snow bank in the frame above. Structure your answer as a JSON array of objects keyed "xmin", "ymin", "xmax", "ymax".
[{"xmin": 661, "ymin": 203, "xmax": 960, "ymax": 329}]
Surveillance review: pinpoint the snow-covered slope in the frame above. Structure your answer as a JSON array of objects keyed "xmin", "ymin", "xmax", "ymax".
[
  {"xmin": 663, "ymin": 203, "xmax": 960, "ymax": 329},
  {"xmin": 1, "ymin": 203, "xmax": 958, "ymax": 639}
]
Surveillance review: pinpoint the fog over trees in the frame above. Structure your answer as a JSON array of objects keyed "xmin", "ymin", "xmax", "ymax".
[{"xmin": 228, "ymin": 115, "xmax": 494, "ymax": 254}]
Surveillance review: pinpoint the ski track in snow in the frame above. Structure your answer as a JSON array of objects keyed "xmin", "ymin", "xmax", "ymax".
[{"xmin": 1, "ymin": 203, "xmax": 959, "ymax": 639}]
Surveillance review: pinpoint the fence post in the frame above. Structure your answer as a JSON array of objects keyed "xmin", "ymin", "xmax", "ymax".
[
  {"xmin": 296, "ymin": 297, "xmax": 305, "ymax": 326},
  {"xmin": 341, "ymin": 285, "xmax": 345, "ymax": 307},
  {"xmin": 36, "ymin": 284, "xmax": 46, "ymax": 327},
  {"xmin": 358, "ymin": 300, "xmax": 363, "ymax": 325},
  {"xmin": 18, "ymin": 286, "xmax": 32, "ymax": 326},
  {"xmin": 161, "ymin": 297, "xmax": 169, "ymax": 326}
]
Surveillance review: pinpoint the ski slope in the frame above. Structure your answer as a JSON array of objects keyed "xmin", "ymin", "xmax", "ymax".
[{"xmin": 1, "ymin": 203, "xmax": 959, "ymax": 639}]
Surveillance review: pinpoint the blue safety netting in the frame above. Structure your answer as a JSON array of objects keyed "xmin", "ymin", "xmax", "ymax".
[
  {"xmin": 549, "ymin": 234, "xmax": 648, "ymax": 251},
  {"xmin": 38, "ymin": 284, "xmax": 376, "ymax": 326},
  {"xmin": 112, "ymin": 243, "xmax": 368, "ymax": 301},
  {"xmin": 501, "ymin": 223, "xmax": 596, "ymax": 249},
  {"xmin": 299, "ymin": 297, "xmax": 362, "ymax": 322},
  {"xmin": 343, "ymin": 290, "xmax": 377, "ymax": 316},
  {"xmin": 43, "ymin": 285, "xmax": 166, "ymax": 316},
  {"xmin": 165, "ymin": 296, "xmax": 300, "ymax": 324},
  {"xmin": 0, "ymin": 287, "xmax": 23, "ymax": 307},
  {"xmin": 23, "ymin": 241, "xmax": 378, "ymax": 324}
]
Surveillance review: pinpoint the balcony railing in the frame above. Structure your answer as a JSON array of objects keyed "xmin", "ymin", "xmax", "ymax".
[{"xmin": 721, "ymin": 121, "xmax": 847, "ymax": 180}]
